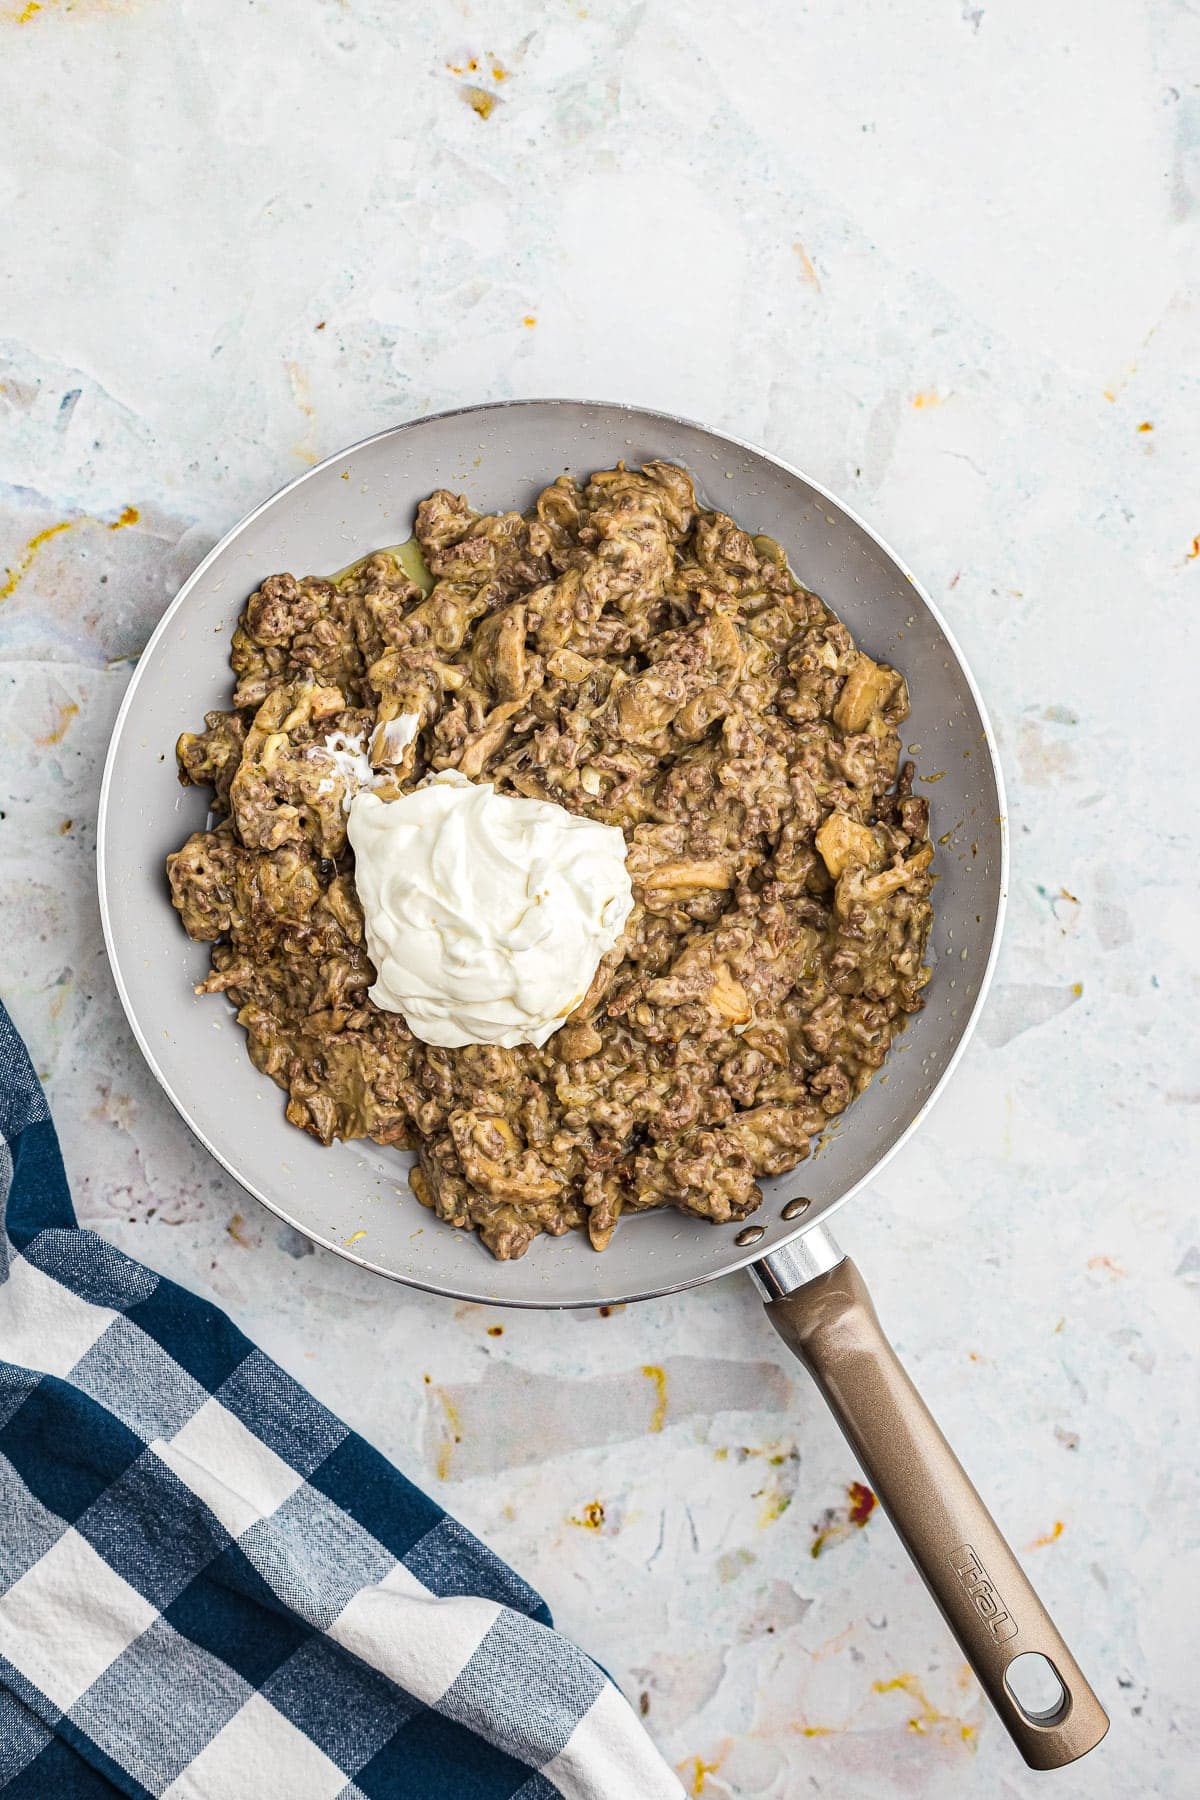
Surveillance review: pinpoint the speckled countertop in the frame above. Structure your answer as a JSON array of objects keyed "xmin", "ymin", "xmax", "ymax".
[{"xmin": 1, "ymin": 2, "xmax": 1197, "ymax": 1794}]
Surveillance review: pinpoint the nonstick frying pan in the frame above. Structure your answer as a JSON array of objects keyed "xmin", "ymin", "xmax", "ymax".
[{"xmin": 98, "ymin": 400, "xmax": 1108, "ymax": 1769}]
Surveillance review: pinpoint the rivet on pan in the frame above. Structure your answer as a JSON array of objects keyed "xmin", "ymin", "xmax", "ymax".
[
  {"xmin": 781, "ymin": 1196, "xmax": 811, "ymax": 1221},
  {"xmin": 734, "ymin": 1224, "xmax": 766, "ymax": 1247}
]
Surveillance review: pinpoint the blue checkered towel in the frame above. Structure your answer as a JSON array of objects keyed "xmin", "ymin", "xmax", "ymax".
[{"xmin": 0, "ymin": 1002, "xmax": 681, "ymax": 1798}]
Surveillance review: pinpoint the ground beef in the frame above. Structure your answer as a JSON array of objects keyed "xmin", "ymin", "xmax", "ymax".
[{"xmin": 168, "ymin": 463, "xmax": 934, "ymax": 1260}]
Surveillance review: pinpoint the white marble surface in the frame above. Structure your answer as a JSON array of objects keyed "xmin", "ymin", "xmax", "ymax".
[{"xmin": 2, "ymin": 1, "xmax": 1197, "ymax": 1793}]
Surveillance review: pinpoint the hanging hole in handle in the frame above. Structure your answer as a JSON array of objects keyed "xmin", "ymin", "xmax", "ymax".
[{"xmin": 1004, "ymin": 1653, "xmax": 1070, "ymax": 1725}]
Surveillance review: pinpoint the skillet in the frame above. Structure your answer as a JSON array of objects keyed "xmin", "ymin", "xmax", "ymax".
[{"xmin": 98, "ymin": 399, "xmax": 1107, "ymax": 1769}]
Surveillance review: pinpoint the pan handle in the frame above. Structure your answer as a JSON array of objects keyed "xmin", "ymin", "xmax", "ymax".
[{"xmin": 753, "ymin": 1227, "xmax": 1109, "ymax": 1770}]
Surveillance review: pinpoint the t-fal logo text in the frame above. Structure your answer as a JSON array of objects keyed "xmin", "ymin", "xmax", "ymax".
[{"xmin": 949, "ymin": 1544, "xmax": 1018, "ymax": 1644}]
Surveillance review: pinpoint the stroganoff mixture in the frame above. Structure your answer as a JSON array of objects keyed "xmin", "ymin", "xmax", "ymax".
[{"xmin": 167, "ymin": 463, "xmax": 934, "ymax": 1259}]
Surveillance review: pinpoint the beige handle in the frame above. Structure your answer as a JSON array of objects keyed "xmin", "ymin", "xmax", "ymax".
[{"xmin": 764, "ymin": 1255, "xmax": 1109, "ymax": 1770}]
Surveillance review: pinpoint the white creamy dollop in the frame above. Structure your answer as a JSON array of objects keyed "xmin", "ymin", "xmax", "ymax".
[
  {"xmin": 309, "ymin": 716, "xmax": 422, "ymax": 806},
  {"xmin": 374, "ymin": 713, "xmax": 420, "ymax": 761},
  {"xmin": 347, "ymin": 771, "xmax": 634, "ymax": 1049},
  {"xmin": 310, "ymin": 730, "xmax": 376, "ymax": 804}
]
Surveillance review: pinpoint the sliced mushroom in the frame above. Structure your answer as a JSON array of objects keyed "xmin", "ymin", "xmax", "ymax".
[
  {"xmin": 457, "ymin": 700, "xmax": 525, "ymax": 778},
  {"xmin": 815, "ymin": 812, "xmax": 880, "ymax": 879},
  {"xmin": 641, "ymin": 858, "xmax": 734, "ymax": 895},
  {"xmin": 708, "ymin": 964, "xmax": 753, "ymax": 1025},
  {"xmin": 472, "ymin": 602, "xmax": 529, "ymax": 703},
  {"xmin": 833, "ymin": 653, "xmax": 902, "ymax": 733}
]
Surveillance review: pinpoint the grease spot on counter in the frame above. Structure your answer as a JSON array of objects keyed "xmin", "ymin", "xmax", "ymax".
[
  {"xmin": 90, "ymin": 1080, "xmax": 136, "ymax": 1131},
  {"xmin": 736, "ymin": 1579, "xmax": 813, "ymax": 1644},
  {"xmin": 1094, "ymin": 896, "xmax": 1133, "ymax": 951},
  {"xmin": 717, "ymin": 1547, "xmax": 756, "ymax": 1584},
  {"xmin": 977, "ymin": 982, "xmax": 1083, "ymax": 1048},
  {"xmin": 1018, "ymin": 718, "xmax": 1078, "ymax": 787},
  {"xmin": 1026, "ymin": 1519, "xmax": 1065, "ymax": 1549},
  {"xmin": 633, "ymin": 1650, "xmax": 728, "ymax": 1738},
  {"xmin": 275, "ymin": 1224, "xmax": 314, "ymax": 1259},
  {"xmin": 284, "ymin": 362, "xmax": 317, "ymax": 464},
  {"xmin": 420, "ymin": 1355, "xmax": 790, "ymax": 1479},
  {"xmin": 568, "ymin": 1499, "xmax": 605, "ymax": 1530}
]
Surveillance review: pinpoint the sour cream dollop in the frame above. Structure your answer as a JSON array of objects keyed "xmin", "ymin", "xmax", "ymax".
[{"xmin": 347, "ymin": 771, "xmax": 634, "ymax": 1049}]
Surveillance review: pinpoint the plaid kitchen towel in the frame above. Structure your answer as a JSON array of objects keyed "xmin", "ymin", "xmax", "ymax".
[{"xmin": 0, "ymin": 1002, "xmax": 681, "ymax": 1799}]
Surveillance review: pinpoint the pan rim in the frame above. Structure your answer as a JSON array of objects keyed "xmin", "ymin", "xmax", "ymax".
[{"xmin": 97, "ymin": 397, "xmax": 1010, "ymax": 1309}]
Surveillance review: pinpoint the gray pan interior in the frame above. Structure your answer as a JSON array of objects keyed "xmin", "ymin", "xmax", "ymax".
[{"xmin": 98, "ymin": 400, "xmax": 1007, "ymax": 1309}]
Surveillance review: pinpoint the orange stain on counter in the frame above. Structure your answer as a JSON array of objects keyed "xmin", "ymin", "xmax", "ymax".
[
  {"xmin": 36, "ymin": 699, "xmax": 79, "ymax": 746},
  {"xmin": 284, "ymin": 364, "xmax": 319, "ymax": 465},
  {"xmin": 1, "ymin": 504, "xmax": 139, "ymax": 601},
  {"xmin": 434, "ymin": 1389, "xmax": 463, "ymax": 1481},
  {"xmin": 641, "ymin": 1364, "xmax": 668, "ymax": 1432},
  {"xmin": 568, "ymin": 1500, "xmax": 605, "ymax": 1530},
  {"xmin": 1086, "ymin": 1253, "xmax": 1124, "ymax": 1279},
  {"xmin": 873, "ymin": 1673, "xmax": 978, "ymax": 1746},
  {"xmin": 1, "ymin": 521, "xmax": 72, "ymax": 599},
  {"xmin": 678, "ymin": 1745, "xmax": 728, "ymax": 1795},
  {"xmin": 791, "ymin": 241, "xmax": 821, "ymax": 290},
  {"xmin": 1027, "ymin": 1519, "xmax": 1065, "ymax": 1550},
  {"xmin": 911, "ymin": 390, "xmax": 943, "ymax": 409},
  {"xmin": 8, "ymin": 4, "xmax": 144, "ymax": 27},
  {"xmin": 462, "ymin": 84, "xmax": 497, "ymax": 119}
]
